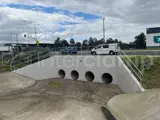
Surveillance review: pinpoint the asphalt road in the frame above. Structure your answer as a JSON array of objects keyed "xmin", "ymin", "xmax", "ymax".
[
  {"xmin": 51, "ymin": 50, "xmax": 160, "ymax": 56},
  {"xmin": 123, "ymin": 50, "xmax": 160, "ymax": 56}
]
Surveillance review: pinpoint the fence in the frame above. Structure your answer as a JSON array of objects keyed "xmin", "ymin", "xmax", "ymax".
[{"xmin": 51, "ymin": 46, "xmax": 96, "ymax": 52}]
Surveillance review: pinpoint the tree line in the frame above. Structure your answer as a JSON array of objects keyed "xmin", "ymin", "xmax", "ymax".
[{"xmin": 55, "ymin": 32, "xmax": 146, "ymax": 49}]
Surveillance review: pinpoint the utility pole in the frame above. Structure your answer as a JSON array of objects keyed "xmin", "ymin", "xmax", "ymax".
[
  {"xmin": 16, "ymin": 34, "xmax": 18, "ymax": 44},
  {"xmin": 10, "ymin": 33, "xmax": 12, "ymax": 43},
  {"xmin": 103, "ymin": 17, "xmax": 105, "ymax": 41}
]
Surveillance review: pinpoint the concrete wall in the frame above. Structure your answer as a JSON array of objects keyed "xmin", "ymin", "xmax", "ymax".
[
  {"xmin": 116, "ymin": 56, "xmax": 145, "ymax": 93},
  {"xmin": 13, "ymin": 55, "xmax": 144, "ymax": 93},
  {"xmin": 13, "ymin": 56, "xmax": 118, "ymax": 84}
]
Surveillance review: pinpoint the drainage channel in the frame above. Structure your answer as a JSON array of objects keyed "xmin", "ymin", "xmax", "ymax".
[
  {"xmin": 85, "ymin": 71, "xmax": 95, "ymax": 82},
  {"xmin": 58, "ymin": 69, "xmax": 65, "ymax": 79},
  {"xmin": 71, "ymin": 70, "xmax": 79, "ymax": 80}
]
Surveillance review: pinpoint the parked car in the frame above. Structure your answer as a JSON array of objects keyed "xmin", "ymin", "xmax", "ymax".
[
  {"xmin": 91, "ymin": 43, "xmax": 120, "ymax": 55},
  {"xmin": 61, "ymin": 47, "xmax": 77, "ymax": 54}
]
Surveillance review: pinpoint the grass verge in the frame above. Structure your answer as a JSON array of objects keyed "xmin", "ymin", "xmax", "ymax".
[{"xmin": 126, "ymin": 56, "xmax": 160, "ymax": 89}]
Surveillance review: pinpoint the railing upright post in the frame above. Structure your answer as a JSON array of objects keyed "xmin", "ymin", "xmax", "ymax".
[
  {"xmin": 81, "ymin": 46, "xmax": 82, "ymax": 55},
  {"xmin": 27, "ymin": 57, "xmax": 30, "ymax": 65},
  {"xmin": 119, "ymin": 50, "xmax": 143, "ymax": 82},
  {"xmin": 10, "ymin": 65, "xmax": 12, "ymax": 72},
  {"xmin": 30, "ymin": 55, "xmax": 32, "ymax": 64},
  {"xmin": 38, "ymin": 52, "xmax": 39, "ymax": 62}
]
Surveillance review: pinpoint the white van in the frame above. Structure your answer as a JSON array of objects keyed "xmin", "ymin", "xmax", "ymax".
[{"xmin": 91, "ymin": 43, "xmax": 120, "ymax": 55}]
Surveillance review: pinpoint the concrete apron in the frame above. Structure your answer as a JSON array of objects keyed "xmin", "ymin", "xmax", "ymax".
[{"xmin": 0, "ymin": 74, "xmax": 121, "ymax": 120}]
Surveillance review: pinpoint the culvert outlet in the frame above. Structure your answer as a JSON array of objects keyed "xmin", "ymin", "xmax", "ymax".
[
  {"xmin": 102, "ymin": 73, "xmax": 113, "ymax": 84},
  {"xmin": 85, "ymin": 71, "xmax": 94, "ymax": 82},
  {"xmin": 71, "ymin": 70, "xmax": 79, "ymax": 80},
  {"xmin": 58, "ymin": 69, "xmax": 65, "ymax": 79}
]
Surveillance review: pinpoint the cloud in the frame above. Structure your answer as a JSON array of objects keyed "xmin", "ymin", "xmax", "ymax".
[
  {"xmin": 0, "ymin": 6, "xmax": 89, "ymax": 43},
  {"xmin": 126, "ymin": 0, "xmax": 160, "ymax": 24},
  {"xmin": 0, "ymin": 0, "xmax": 160, "ymax": 44}
]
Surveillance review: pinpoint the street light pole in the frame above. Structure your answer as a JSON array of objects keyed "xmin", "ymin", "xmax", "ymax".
[
  {"xmin": 16, "ymin": 34, "xmax": 18, "ymax": 44},
  {"xmin": 103, "ymin": 17, "xmax": 105, "ymax": 41},
  {"xmin": 10, "ymin": 33, "xmax": 12, "ymax": 44},
  {"xmin": 24, "ymin": 34, "xmax": 37, "ymax": 41}
]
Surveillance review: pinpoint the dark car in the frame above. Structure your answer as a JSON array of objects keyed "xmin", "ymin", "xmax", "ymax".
[{"xmin": 61, "ymin": 47, "xmax": 77, "ymax": 54}]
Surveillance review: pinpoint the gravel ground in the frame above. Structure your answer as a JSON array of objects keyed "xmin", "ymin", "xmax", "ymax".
[{"xmin": 0, "ymin": 78, "xmax": 121, "ymax": 120}]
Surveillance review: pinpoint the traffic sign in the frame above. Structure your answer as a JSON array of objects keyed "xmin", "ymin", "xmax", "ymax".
[
  {"xmin": 36, "ymin": 40, "xmax": 40, "ymax": 46},
  {"xmin": 154, "ymin": 36, "xmax": 160, "ymax": 43}
]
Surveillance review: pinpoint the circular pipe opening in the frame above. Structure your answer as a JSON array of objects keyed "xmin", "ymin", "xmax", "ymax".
[
  {"xmin": 58, "ymin": 69, "xmax": 65, "ymax": 79},
  {"xmin": 102, "ymin": 73, "xmax": 113, "ymax": 84},
  {"xmin": 71, "ymin": 70, "xmax": 79, "ymax": 80},
  {"xmin": 85, "ymin": 71, "xmax": 94, "ymax": 82}
]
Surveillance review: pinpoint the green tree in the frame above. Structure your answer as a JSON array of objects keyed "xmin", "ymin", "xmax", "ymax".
[
  {"xmin": 88, "ymin": 37, "xmax": 95, "ymax": 46},
  {"xmin": 97, "ymin": 38, "xmax": 105, "ymax": 44},
  {"xmin": 82, "ymin": 40, "xmax": 88, "ymax": 46},
  {"xmin": 70, "ymin": 38, "xmax": 75, "ymax": 45},
  {"xmin": 93, "ymin": 38, "xmax": 98, "ymax": 45},
  {"xmin": 118, "ymin": 40, "xmax": 130, "ymax": 49},
  {"xmin": 114, "ymin": 39, "xmax": 119, "ymax": 43},
  {"xmin": 61, "ymin": 40, "xmax": 69, "ymax": 47},
  {"xmin": 54, "ymin": 37, "xmax": 61, "ymax": 47},
  {"xmin": 106, "ymin": 38, "xmax": 114, "ymax": 43},
  {"xmin": 129, "ymin": 42, "xmax": 134, "ymax": 49},
  {"xmin": 76, "ymin": 42, "xmax": 81, "ymax": 50},
  {"xmin": 134, "ymin": 32, "xmax": 146, "ymax": 49}
]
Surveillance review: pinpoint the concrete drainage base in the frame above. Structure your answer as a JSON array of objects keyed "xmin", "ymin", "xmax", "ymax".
[{"xmin": 0, "ymin": 78, "xmax": 121, "ymax": 120}]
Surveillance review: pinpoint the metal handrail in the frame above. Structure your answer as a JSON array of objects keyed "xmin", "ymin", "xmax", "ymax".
[
  {"xmin": 121, "ymin": 55, "xmax": 142, "ymax": 81},
  {"xmin": 10, "ymin": 50, "xmax": 50, "ymax": 71},
  {"xmin": 12, "ymin": 54, "xmax": 49, "ymax": 66},
  {"xmin": 11, "ymin": 50, "xmax": 49, "ymax": 64},
  {"xmin": 12, "ymin": 53, "xmax": 49, "ymax": 68},
  {"xmin": 119, "ymin": 50, "xmax": 143, "ymax": 81},
  {"xmin": 120, "ymin": 51, "xmax": 143, "ymax": 75},
  {"xmin": 11, "ymin": 54, "xmax": 49, "ymax": 70}
]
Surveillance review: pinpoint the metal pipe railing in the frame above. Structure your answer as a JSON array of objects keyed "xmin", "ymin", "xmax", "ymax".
[
  {"xmin": 11, "ymin": 50, "xmax": 49, "ymax": 64},
  {"xmin": 121, "ymin": 56, "xmax": 142, "ymax": 81},
  {"xmin": 10, "ymin": 50, "xmax": 50, "ymax": 71},
  {"xmin": 120, "ymin": 50, "xmax": 143, "ymax": 76},
  {"xmin": 119, "ymin": 50, "xmax": 143, "ymax": 82}
]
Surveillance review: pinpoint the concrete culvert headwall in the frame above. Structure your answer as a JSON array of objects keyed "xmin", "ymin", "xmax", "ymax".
[
  {"xmin": 71, "ymin": 70, "xmax": 79, "ymax": 80},
  {"xmin": 58, "ymin": 69, "xmax": 65, "ymax": 79},
  {"xmin": 102, "ymin": 73, "xmax": 113, "ymax": 84},
  {"xmin": 13, "ymin": 55, "xmax": 145, "ymax": 93},
  {"xmin": 85, "ymin": 71, "xmax": 94, "ymax": 82}
]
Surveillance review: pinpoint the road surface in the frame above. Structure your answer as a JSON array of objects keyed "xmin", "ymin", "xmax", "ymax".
[{"xmin": 51, "ymin": 50, "xmax": 160, "ymax": 56}]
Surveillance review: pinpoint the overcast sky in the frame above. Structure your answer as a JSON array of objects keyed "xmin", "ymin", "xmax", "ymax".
[{"xmin": 0, "ymin": 0, "xmax": 160, "ymax": 44}]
